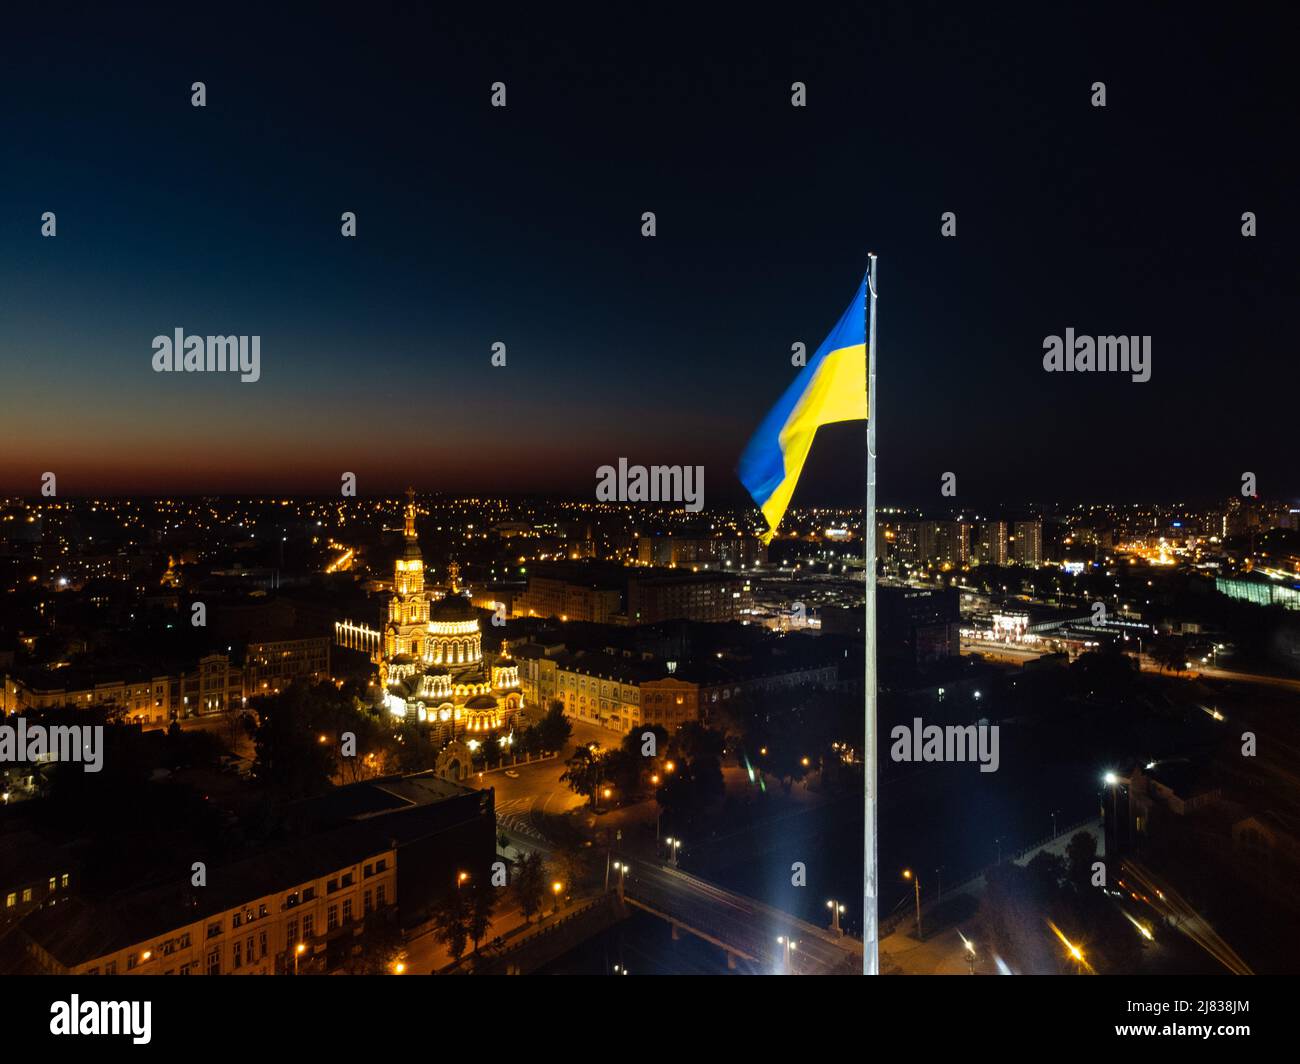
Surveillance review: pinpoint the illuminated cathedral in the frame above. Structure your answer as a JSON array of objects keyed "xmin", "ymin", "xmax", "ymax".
[{"xmin": 379, "ymin": 492, "xmax": 524, "ymax": 739}]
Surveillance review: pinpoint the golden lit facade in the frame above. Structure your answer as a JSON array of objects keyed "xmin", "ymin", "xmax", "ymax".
[{"xmin": 380, "ymin": 496, "xmax": 523, "ymax": 739}]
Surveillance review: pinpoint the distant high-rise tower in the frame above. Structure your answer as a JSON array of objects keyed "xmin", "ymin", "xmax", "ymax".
[
  {"xmin": 976, "ymin": 521, "xmax": 1009, "ymax": 566},
  {"xmin": 1012, "ymin": 520, "xmax": 1042, "ymax": 567}
]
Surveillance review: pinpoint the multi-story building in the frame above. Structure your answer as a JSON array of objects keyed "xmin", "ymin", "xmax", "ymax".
[
  {"xmin": 243, "ymin": 635, "xmax": 331, "ymax": 696},
  {"xmin": 18, "ymin": 831, "xmax": 399, "ymax": 976},
  {"xmin": 975, "ymin": 521, "xmax": 1009, "ymax": 566},
  {"xmin": 626, "ymin": 571, "xmax": 751, "ymax": 624},
  {"xmin": 513, "ymin": 565, "xmax": 623, "ymax": 624},
  {"xmin": 516, "ymin": 641, "xmax": 839, "ymax": 733},
  {"xmin": 1012, "ymin": 520, "xmax": 1043, "ymax": 567},
  {"xmin": 9, "ymin": 769, "xmax": 494, "ymax": 975},
  {"xmin": 636, "ymin": 533, "xmax": 767, "ymax": 570},
  {"xmin": 3, "ymin": 653, "xmax": 244, "ymax": 723},
  {"xmin": 0, "ymin": 833, "xmax": 76, "ymax": 929},
  {"xmin": 3, "ymin": 636, "xmax": 327, "ymax": 723}
]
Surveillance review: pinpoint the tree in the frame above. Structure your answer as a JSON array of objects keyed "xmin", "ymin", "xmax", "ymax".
[
  {"xmin": 429, "ymin": 889, "xmax": 470, "ymax": 967},
  {"xmin": 1148, "ymin": 634, "xmax": 1188, "ymax": 673},
  {"xmin": 512, "ymin": 851, "xmax": 546, "ymax": 924},
  {"xmin": 600, "ymin": 747, "xmax": 642, "ymax": 799},
  {"xmin": 534, "ymin": 700, "xmax": 573, "ymax": 754},
  {"xmin": 246, "ymin": 683, "xmax": 336, "ymax": 799},
  {"xmin": 345, "ymin": 914, "xmax": 406, "ymax": 974},
  {"xmin": 468, "ymin": 882, "xmax": 497, "ymax": 955},
  {"xmin": 672, "ymin": 721, "xmax": 726, "ymax": 764},
  {"xmin": 560, "ymin": 744, "xmax": 601, "ymax": 806},
  {"xmin": 1065, "ymin": 831, "xmax": 1098, "ymax": 889},
  {"xmin": 549, "ymin": 844, "xmax": 591, "ymax": 899}
]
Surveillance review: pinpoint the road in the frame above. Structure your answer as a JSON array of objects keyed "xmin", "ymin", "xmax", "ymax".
[
  {"xmin": 1118, "ymin": 859, "xmax": 1253, "ymax": 975},
  {"xmin": 621, "ymin": 859, "xmax": 861, "ymax": 974},
  {"xmin": 485, "ymin": 718, "xmax": 615, "ymax": 850},
  {"xmin": 962, "ymin": 638, "xmax": 1300, "ymax": 693}
]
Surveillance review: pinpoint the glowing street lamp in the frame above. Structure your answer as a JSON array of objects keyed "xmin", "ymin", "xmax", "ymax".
[
  {"xmin": 958, "ymin": 930, "xmax": 976, "ymax": 974},
  {"xmin": 826, "ymin": 899, "xmax": 846, "ymax": 935},
  {"xmin": 551, "ymin": 880, "xmax": 564, "ymax": 914},
  {"xmin": 902, "ymin": 869, "xmax": 922, "ymax": 939},
  {"xmin": 776, "ymin": 935, "xmax": 798, "ymax": 974},
  {"xmin": 665, "ymin": 837, "xmax": 682, "ymax": 867}
]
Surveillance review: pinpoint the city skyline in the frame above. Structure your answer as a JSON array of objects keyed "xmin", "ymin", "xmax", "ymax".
[{"xmin": 4, "ymin": 0, "xmax": 1300, "ymax": 1019}]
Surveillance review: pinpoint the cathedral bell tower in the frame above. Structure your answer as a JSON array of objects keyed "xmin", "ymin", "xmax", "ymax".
[{"xmin": 384, "ymin": 488, "xmax": 430, "ymax": 669}]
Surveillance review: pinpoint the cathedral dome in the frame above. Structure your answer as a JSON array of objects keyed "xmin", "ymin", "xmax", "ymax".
[{"xmin": 431, "ymin": 594, "xmax": 477, "ymax": 622}]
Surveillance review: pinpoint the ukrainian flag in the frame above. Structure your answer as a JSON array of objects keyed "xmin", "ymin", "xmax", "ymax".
[{"xmin": 739, "ymin": 277, "xmax": 868, "ymax": 543}]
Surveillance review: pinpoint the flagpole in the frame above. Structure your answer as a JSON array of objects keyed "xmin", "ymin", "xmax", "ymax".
[{"xmin": 863, "ymin": 253, "xmax": 879, "ymax": 975}]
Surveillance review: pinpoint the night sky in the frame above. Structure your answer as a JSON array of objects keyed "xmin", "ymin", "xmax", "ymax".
[{"xmin": 2, "ymin": 5, "xmax": 1296, "ymax": 505}]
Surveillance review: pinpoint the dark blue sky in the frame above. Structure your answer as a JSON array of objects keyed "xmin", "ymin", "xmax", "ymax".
[{"xmin": 2, "ymin": 4, "xmax": 1296, "ymax": 504}]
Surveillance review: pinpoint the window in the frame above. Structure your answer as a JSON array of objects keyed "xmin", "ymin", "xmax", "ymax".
[
  {"xmin": 286, "ymin": 918, "xmax": 297, "ymax": 946},
  {"xmin": 327, "ymin": 878, "xmax": 339, "ymax": 894},
  {"xmin": 363, "ymin": 864, "xmax": 373, "ymax": 879},
  {"xmin": 206, "ymin": 950, "xmax": 220, "ymax": 976},
  {"xmin": 285, "ymin": 891, "xmax": 299, "ymax": 908},
  {"xmin": 247, "ymin": 936, "xmax": 254, "ymax": 963},
  {"xmin": 343, "ymin": 899, "xmax": 352, "ymax": 923},
  {"xmin": 22, "ymin": 888, "xmax": 31, "ymax": 903},
  {"xmin": 302, "ymin": 914, "xmax": 314, "ymax": 939},
  {"xmin": 375, "ymin": 859, "xmax": 387, "ymax": 873},
  {"xmin": 233, "ymin": 941, "xmax": 242, "ymax": 969},
  {"xmin": 105, "ymin": 961, "xmax": 116, "ymax": 975},
  {"xmin": 207, "ymin": 921, "xmax": 222, "ymax": 939},
  {"xmin": 179, "ymin": 963, "xmax": 191, "ymax": 975},
  {"xmin": 376, "ymin": 885, "xmax": 386, "ymax": 907},
  {"xmin": 341, "ymin": 873, "xmax": 354, "ymax": 887},
  {"xmin": 127, "ymin": 954, "xmax": 138, "ymax": 970},
  {"xmin": 327, "ymin": 905, "xmax": 338, "ymax": 931},
  {"xmin": 5, "ymin": 893, "xmax": 13, "ymax": 908},
  {"xmin": 364, "ymin": 890, "xmax": 373, "ymax": 914},
  {"xmin": 258, "ymin": 930, "xmax": 267, "ymax": 958},
  {"xmin": 48, "ymin": 877, "xmax": 56, "ymax": 893},
  {"xmin": 303, "ymin": 887, "xmax": 316, "ymax": 902},
  {"xmin": 258, "ymin": 904, "xmax": 268, "ymax": 918}
]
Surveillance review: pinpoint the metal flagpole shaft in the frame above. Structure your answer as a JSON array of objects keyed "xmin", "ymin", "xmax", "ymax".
[{"xmin": 863, "ymin": 253, "xmax": 879, "ymax": 975}]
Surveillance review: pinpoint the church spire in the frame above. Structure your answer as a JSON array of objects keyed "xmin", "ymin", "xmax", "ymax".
[{"xmin": 404, "ymin": 487, "xmax": 417, "ymax": 539}]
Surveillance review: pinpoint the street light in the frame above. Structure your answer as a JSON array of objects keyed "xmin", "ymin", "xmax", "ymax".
[
  {"xmin": 776, "ymin": 935, "xmax": 798, "ymax": 974},
  {"xmin": 826, "ymin": 899, "xmax": 846, "ymax": 936},
  {"xmin": 664, "ymin": 837, "xmax": 682, "ymax": 867},
  {"xmin": 612, "ymin": 860, "xmax": 629, "ymax": 898},
  {"xmin": 958, "ymin": 930, "xmax": 976, "ymax": 975},
  {"xmin": 294, "ymin": 942, "xmax": 306, "ymax": 976},
  {"xmin": 551, "ymin": 880, "xmax": 564, "ymax": 914},
  {"xmin": 902, "ymin": 869, "xmax": 922, "ymax": 939},
  {"xmin": 1103, "ymin": 772, "xmax": 1123, "ymax": 854},
  {"xmin": 457, "ymin": 871, "xmax": 469, "ymax": 890}
]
